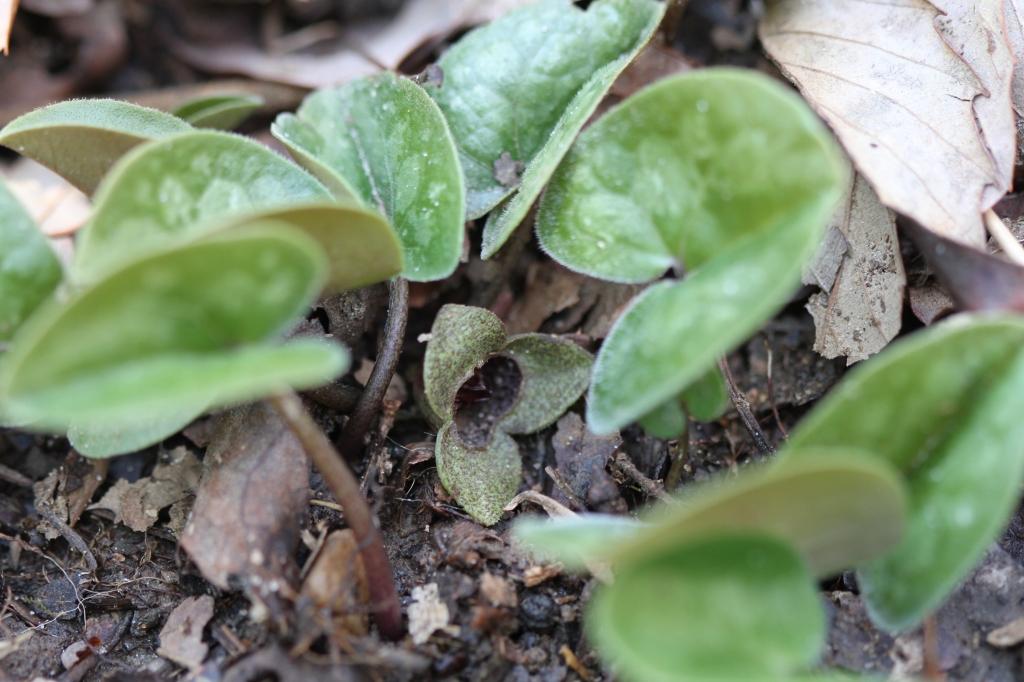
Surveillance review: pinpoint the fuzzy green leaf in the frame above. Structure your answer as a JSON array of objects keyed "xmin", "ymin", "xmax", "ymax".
[
  {"xmin": 620, "ymin": 454, "xmax": 904, "ymax": 578},
  {"xmin": 535, "ymin": 69, "xmax": 844, "ymax": 434},
  {"xmin": 173, "ymin": 94, "xmax": 264, "ymax": 130},
  {"xmin": 74, "ymin": 130, "xmax": 330, "ymax": 281},
  {"xmin": 1, "ymin": 225, "xmax": 343, "ymax": 429},
  {"xmin": 787, "ymin": 314, "xmax": 1024, "ymax": 631},
  {"xmin": 637, "ymin": 397, "xmax": 687, "ymax": 439},
  {"xmin": 515, "ymin": 514, "xmax": 644, "ymax": 571},
  {"xmin": 425, "ymin": 0, "xmax": 663, "ymax": 234},
  {"xmin": 588, "ymin": 533, "xmax": 825, "ymax": 682},
  {"xmin": 272, "ymin": 73, "xmax": 464, "ymax": 281},
  {"xmin": 497, "ymin": 334, "xmax": 592, "ymax": 434},
  {"xmin": 0, "ymin": 180, "xmax": 62, "ymax": 341},
  {"xmin": 68, "ymin": 405, "xmax": 206, "ymax": 458},
  {"xmin": 216, "ymin": 201, "xmax": 403, "ymax": 293},
  {"xmin": 0, "ymin": 100, "xmax": 192, "ymax": 194},
  {"xmin": 682, "ymin": 366, "xmax": 729, "ymax": 422},
  {"xmin": 435, "ymin": 420, "xmax": 521, "ymax": 526},
  {"xmin": 423, "ymin": 304, "xmax": 507, "ymax": 423}
]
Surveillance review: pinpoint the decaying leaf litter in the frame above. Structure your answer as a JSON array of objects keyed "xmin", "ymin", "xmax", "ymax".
[{"xmin": 1, "ymin": 0, "xmax": 1024, "ymax": 680}]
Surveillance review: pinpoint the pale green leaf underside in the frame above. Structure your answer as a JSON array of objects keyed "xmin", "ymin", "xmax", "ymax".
[
  {"xmin": 612, "ymin": 453, "xmax": 906, "ymax": 578},
  {"xmin": 435, "ymin": 421, "xmax": 521, "ymax": 526},
  {"xmin": 173, "ymin": 94, "xmax": 264, "ymax": 130},
  {"xmin": 0, "ymin": 179, "xmax": 62, "ymax": 341},
  {"xmin": 68, "ymin": 404, "xmax": 207, "ymax": 458},
  {"xmin": 683, "ymin": 366, "xmax": 729, "ymax": 422},
  {"xmin": 0, "ymin": 99, "xmax": 193, "ymax": 194},
  {"xmin": 74, "ymin": 130, "xmax": 330, "ymax": 281},
  {"xmin": 423, "ymin": 304, "xmax": 507, "ymax": 422},
  {"xmin": 216, "ymin": 202, "xmax": 404, "ymax": 294},
  {"xmin": 497, "ymin": 334, "xmax": 592, "ymax": 434},
  {"xmin": 514, "ymin": 514, "xmax": 644, "ymax": 571},
  {"xmin": 1, "ymin": 226, "xmax": 334, "ymax": 429},
  {"xmin": 787, "ymin": 314, "xmax": 1024, "ymax": 631},
  {"xmin": 272, "ymin": 72, "xmax": 464, "ymax": 281},
  {"xmin": 426, "ymin": 0, "xmax": 664, "ymax": 224},
  {"xmin": 588, "ymin": 533, "xmax": 825, "ymax": 682},
  {"xmin": 637, "ymin": 398, "xmax": 687, "ymax": 439}
]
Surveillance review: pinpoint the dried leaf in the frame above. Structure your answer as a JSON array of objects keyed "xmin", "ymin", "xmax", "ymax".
[
  {"xmin": 1007, "ymin": 1, "xmax": 1024, "ymax": 115},
  {"xmin": 503, "ymin": 262, "xmax": 584, "ymax": 335},
  {"xmin": 479, "ymin": 572, "xmax": 517, "ymax": 608},
  {"xmin": 761, "ymin": 1, "xmax": 1017, "ymax": 245},
  {"xmin": 408, "ymin": 583, "xmax": 450, "ymax": 645},
  {"xmin": 0, "ymin": 0, "xmax": 17, "ymax": 55},
  {"xmin": 181, "ymin": 403, "xmax": 309, "ymax": 600},
  {"xmin": 299, "ymin": 529, "xmax": 369, "ymax": 638},
  {"xmin": 90, "ymin": 447, "xmax": 201, "ymax": 533},
  {"xmin": 157, "ymin": 595, "xmax": 214, "ymax": 671},
  {"xmin": 549, "ymin": 412, "xmax": 623, "ymax": 513},
  {"xmin": 805, "ymin": 173, "xmax": 905, "ymax": 364}
]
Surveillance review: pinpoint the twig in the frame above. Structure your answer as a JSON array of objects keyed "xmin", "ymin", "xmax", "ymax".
[
  {"xmin": 0, "ymin": 463, "xmax": 32, "ymax": 488},
  {"xmin": 268, "ymin": 391, "xmax": 403, "ymax": 641},
  {"xmin": 718, "ymin": 357, "xmax": 774, "ymax": 457},
  {"xmin": 923, "ymin": 614, "xmax": 944, "ymax": 680},
  {"xmin": 544, "ymin": 466, "xmax": 586, "ymax": 511},
  {"xmin": 337, "ymin": 278, "xmax": 409, "ymax": 455},
  {"xmin": 35, "ymin": 508, "xmax": 97, "ymax": 572},
  {"xmin": 762, "ymin": 336, "xmax": 788, "ymax": 439},
  {"xmin": 610, "ymin": 451, "xmax": 673, "ymax": 504},
  {"xmin": 985, "ymin": 209, "xmax": 1024, "ymax": 266}
]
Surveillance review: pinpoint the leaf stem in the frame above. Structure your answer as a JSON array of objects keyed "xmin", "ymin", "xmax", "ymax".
[
  {"xmin": 337, "ymin": 278, "xmax": 409, "ymax": 455},
  {"xmin": 984, "ymin": 209, "xmax": 1024, "ymax": 266},
  {"xmin": 718, "ymin": 357, "xmax": 774, "ymax": 457},
  {"xmin": 268, "ymin": 390, "xmax": 404, "ymax": 641}
]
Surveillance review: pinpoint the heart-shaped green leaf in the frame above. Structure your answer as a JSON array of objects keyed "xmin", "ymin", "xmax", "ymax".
[
  {"xmin": 0, "ymin": 100, "xmax": 193, "ymax": 194},
  {"xmin": 272, "ymin": 72, "xmax": 464, "ymax": 281},
  {"xmin": 423, "ymin": 304, "xmax": 508, "ymax": 423},
  {"xmin": 588, "ymin": 533, "xmax": 825, "ymax": 682},
  {"xmin": 435, "ymin": 420, "xmax": 521, "ymax": 526},
  {"xmin": 496, "ymin": 334, "xmax": 593, "ymax": 434},
  {"xmin": 1, "ymin": 225, "xmax": 345, "ymax": 429},
  {"xmin": 538, "ymin": 69, "xmax": 844, "ymax": 434},
  {"xmin": 0, "ymin": 180, "xmax": 62, "ymax": 341},
  {"xmin": 68, "ymin": 405, "xmax": 206, "ymax": 458},
  {"xmin": 424, "ymin": 0, "xmax": 663, "ymax": 236},
  {"xmin": 173, "ymin": 94, "xmax": 264, "ymax": 130},
  {"xmin": 73, "ymin": 130, "xmax": 330, "ymax": 281},
  {"xmin": 786, "ymin": 314, "xmax": 1024, "ymax": 631},
  {"xmin": 216, "ymin": 202, "xmax": 403, "ymax": 293}
]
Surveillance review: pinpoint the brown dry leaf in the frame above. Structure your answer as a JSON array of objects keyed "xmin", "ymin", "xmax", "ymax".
[
  {"xmin": 3, "ymin": 159, "xmax": 91, "ymax": 239},
  {"xmin": 504, "ymin": 262, "xmax": 584, "ymax": 334},
  {"xmin": 180, "ymin": 403, "xmax": 309, "ymax": 619},
  {"xmin": 804, "ymin": 173, "xmax": 905, "ymax": 364},
  {"xmin": 157, "ymin": 595, "xmax": 214, "ymax": 671},
  {"xmin": 609, "ymin": 43, "xmax": 691, "ymax": 101},
  {"xmin": 90, "ymin": 447, "xmax": 200, "ymax": 533},
  {"xmin": 299, "ymin": 529, "xmax": 370, "ymax": 638},
  {"xmin": 760, "ymin": 1, "xmax": 1017, "ymax": 247},
  {"xmin": 549, "ymin": 412, "xmax": 625, "ymax": 513},
  {"xmin": 0, "ymin": 0, "xmax": 17, "ymax": 55},
  {"xmin": 1008, "ymin": 1, "xmax": 1023, "ymax": 114},
  {"xmin": 479, "ymin": 572, "xmax": 517, "ymax": 608},
  {"xmin": 908, "ymin": 284, "xmax": 955, "ymax": 325}
]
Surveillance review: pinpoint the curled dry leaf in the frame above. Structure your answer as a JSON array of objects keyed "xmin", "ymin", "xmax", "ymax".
[
  {"xmin": 181, "ymin": 403, "xmax": 309, "ymax": 607},
  {"xmin": 804, "ymin": 172, "xmax": 905, "ymax": 364},
  {"xmin": 157, "ymin": 595, "xmax": 214, "ymax": 672},
  {"xmin": 90, "ymin": 447, "xmax": 200, "ymax": 533},
  {"xmin": 761, "ymin": 1, "xmax": 1017, "ymax": 246},
  {"xmin": 299, "ymin": 529, "xmax": 370, "ymax": 638}
]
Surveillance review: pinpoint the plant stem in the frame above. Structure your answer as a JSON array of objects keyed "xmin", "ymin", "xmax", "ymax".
[
  {"xmin": 268, "ymin": 391, "xmax": 404, "ymax": 641},
  {"xmin": 718, "ymin": 357, "xmax": 774, "ymax": 457},
  {"xmin": 923, "ymin": 614, "xmax": 944, "ymax": 680},
  {"xmin": 337, "ymin": 278, "xmax": 409, "ymax": 455},
  {"xmin": 664, "ymin": 419, "xmax": 689, "ymax": 492},
  {"xmin": 984, "ymin": 209, "xmax": 1024, "ymax": 266}
]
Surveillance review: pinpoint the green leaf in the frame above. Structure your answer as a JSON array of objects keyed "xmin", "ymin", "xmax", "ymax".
[
  {"xmin": 425, "ymin": 0, "xmax": 663, "ymax": 232},
  {"xmin": 682, "ymin": 366, "xmax": 729, "ymax": 422},
  {"xmin": 173, "ymin": 94, "xmax": 264, "ymax": 130},
  {"xmin": 637, "ymin": 398, "xmax": 687, "ymax": 439},
  {"xmin": 0, "ymin": 180, "xmax": 62, "ymax": 341},
  {"xmin": 1, "ymin": 225, "xmax": 342, "ymax": 429},
  {"xmin": 620, "ymin": 454, "xmax": 905, "ymax": 578},
  {"xmin": 588, "ymin": 533, "xmax": 825, "ymax": 682},
  {"xmin": 0, "ymin": 99, "xmax": 193, "ymax": 194},
  {"xmin": 435, "ymin": 420, "xmax": 521, "ymax": 526},
  {"xmin": 216, "ymin": 201, "xmax": 403, "ymax": 293},
  {"xmin": 74, "ymin": 130, "xmax": 330, "ymax": 281},
  {"xmin": 497, "ymin": 334, "xmax": 592, "ymax": 434},
  {"xmin": 272, "ymin": 73, "xmax": 465, "ymax": 281},
  {"xmin": 786, "ymin": 314, "xmax": 1024, "ymax": 631},
  {"xmin": 514, "ymin": 514, "xmax": 644, "ymax": 571},
  {"xmin": 423, "ymin": 304, "xmax": 507, "ymax": 423},
  {"xmin": 68, "ymin": 405, "xmax": 206, "ymax": 458}
]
